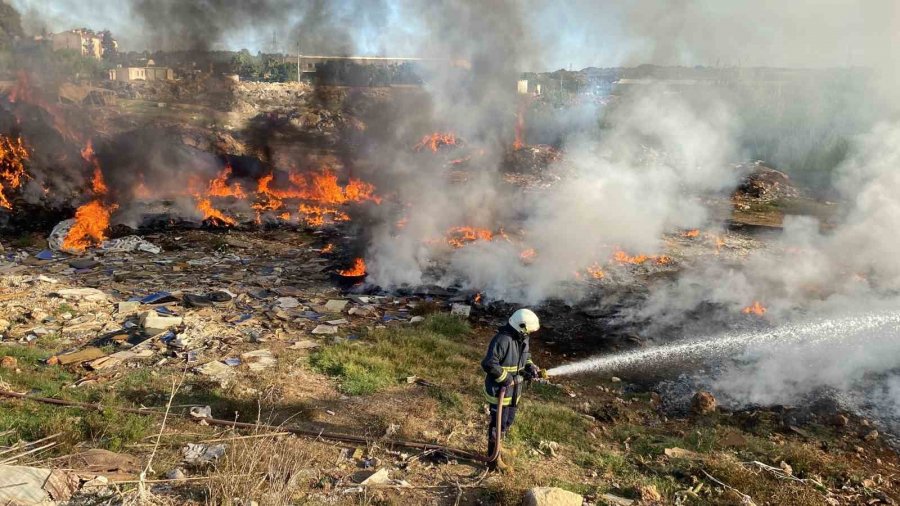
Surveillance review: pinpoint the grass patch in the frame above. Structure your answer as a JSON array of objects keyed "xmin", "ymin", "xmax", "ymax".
[
  {"xmin": 427, "ymin": 385, "xmax": 463, "ymax": 413},
  {"xmin": 421, "ymin": 313, "xmax": 471, "ymax": 337},
  {"xmin": 310, "ymin": 315, "xmax": 478, "ymax": 395},
  {"xmin": 510, "ymin": 402, "xmax": 592, "ymax": 450}
]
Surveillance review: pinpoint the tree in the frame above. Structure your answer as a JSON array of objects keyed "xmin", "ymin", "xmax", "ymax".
[
  {"xmin": 100, "ymin": 30, "xmax": 117, "ymax": 60},
  {"xmin": 0, "ymin": 1, "xmax": 22, "ymax": 50}
]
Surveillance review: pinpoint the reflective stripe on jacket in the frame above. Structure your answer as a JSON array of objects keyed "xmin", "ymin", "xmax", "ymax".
[{"xmin": 481, "ymin": 324, "xmax": 531, "ymax": 406}]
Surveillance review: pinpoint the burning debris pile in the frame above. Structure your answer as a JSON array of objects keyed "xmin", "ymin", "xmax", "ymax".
[{"xmin": 733, "ymin": 162, "xmax": 802, "ymax": 203}]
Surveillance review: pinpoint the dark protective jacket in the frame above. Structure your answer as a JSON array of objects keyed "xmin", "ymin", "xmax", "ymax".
[{"xmin": 481, "ymin": 324, "xmax": 536, "ymax": 406}]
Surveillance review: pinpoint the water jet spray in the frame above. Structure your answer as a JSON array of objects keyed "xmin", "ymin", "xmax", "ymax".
[{"xmin": 546, "ymin": 311, "xmax": 900, "ymax": 378}]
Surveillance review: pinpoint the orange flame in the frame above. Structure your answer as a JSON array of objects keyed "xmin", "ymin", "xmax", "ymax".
[
  {"xmin": 63, "ymin": 142, "xmax": 117, "ymax": 252},
  {"xmin": 446, "ymin": 226, "xmax": 494, "ymax": 248},
  {"xmin": 0, "ymin": 135, "xmax": 29, "ymax": 209},
  {"xmin": 613, "ymin": 250, "xmax": 650, "ymax": 265},
  {"xmin": 415, "ymin": 132, "xmax": 457, "ymax": 152},
  {"xmin": 474, "ymin": 292, "xmax": 483, "ymax": 304},
  {"xmin": 196, "ymin": 197, "xmax": 237, "ymax": 226},
  {"xmin": 337, "ymin": 257, "xmax": 367, "ymax": 277},
  {"xmin": 520, "ymin": 248, "xmax": 536, "ymax": 263},
  {"xmin": 682, "ymin": 229, "xmax": 700, "ymax": 238},
  {"xmin": 207, "ymin": 165, "xmax": 246, "ymax": 198},
  {"xmin": 587, "ymin": 263, "xmax": 605, "ymax": 279},
  {"xmin": 321, "ymin": 243, "xmax": 335, "ymax": 254},
  {"xmin": 612, "ymin": 249, "xmax": 670, "ymax": 266},
  {"xmin": 742, "ymin": 301, "xmax": 767, "ymax": 316},
  {"xmin": 62, "ymin": 200, "xmax": 117, "ymax": 252}
]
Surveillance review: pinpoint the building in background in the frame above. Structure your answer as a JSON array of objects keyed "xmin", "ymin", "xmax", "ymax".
[
  {"xmin": 108, "ymin": 64, "xmax": 174, "ymax": 82},
  {"xmin": 50, "ymin": 29, "xmax": 115, "ymax": 59}
]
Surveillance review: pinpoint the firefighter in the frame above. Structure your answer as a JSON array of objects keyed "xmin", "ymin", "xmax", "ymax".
[{"xmin": 481, "ymin": 308, "xmax": 544, "ymax": 471}]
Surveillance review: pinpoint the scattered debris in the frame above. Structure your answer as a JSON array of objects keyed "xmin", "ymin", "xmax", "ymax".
[
  {"xmin": 0, "ymin": 465, "xmax": 79, "ymax": 504},
  {"xmin": 100, "ymin": 235, "xmax": 161, "ymax": 254},
  {"xmin": 181, "ymin": 443, "xmax": 226, "ymax": 466}
]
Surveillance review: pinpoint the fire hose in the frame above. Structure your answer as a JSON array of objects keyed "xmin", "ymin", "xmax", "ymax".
[{"xmin": 486, "ymin": 385, "xmax": 507, "ymax": 464}]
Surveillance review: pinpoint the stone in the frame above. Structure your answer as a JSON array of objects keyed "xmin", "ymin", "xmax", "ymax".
[
  {"xmin": 312, "ymin": 325, "xmax": 338, "ymax": 335},
  {"xmin": 600, "ymin": 493, "xmax": 635, "ymax": 506},
  {"xmin": 0, "ymin": 356, "xmax": 16, "ymax": 369},
  {"xmin": 690, "ymin": 391, "xmax": 717, "ymax": 415},
  {"xmin": 864, "ymin": 429, "xmax": 879, "ymax": 442},
  {"xmin": 664, "ymin": 447, "xmax": 703, "ymax": 460},
  {"xmin": 640, "ymin": 484, "xmax": 662, "ymax": 502},
  {"xmin": 779, "ymin": 461, "xmax": 793, "ymax": 476},
  {"xmin": 831, "ymin": 414, "xmax": 849, "ymax": 428},
  {"xmin": 55, "ymin": 288, "xmax": 107, "ymax": 302},
  {"xmin": 524, "ymin": 487, "xmax": 584, "ymax": 506},
  {"xmin": 166, "ymin": 468, "xmax": 187, "ymax": 481},
  {"xmin": 450, "ymin": 304, "xmax": 471, "ymax": 317},
  {"xmin": 348, "ymin": 307, "xmax": 371, "ymax": 316},
  {"xmin": 324, "ymin": 299, "xmax": 349, "ymax": 312},
  {"xmin": 409, "ymin": 316, "xmax": 425, "ymax": 323},
  {"xmin": 140, "ymin": 311, "xmax": 183, "ymax": 330},
  {"xmin": 290, "ymin": 340, "xmax": 320, "ymax": 350}
]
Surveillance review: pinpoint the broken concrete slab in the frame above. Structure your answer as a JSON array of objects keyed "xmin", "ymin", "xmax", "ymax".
[
  {"xmin": 55, "ymin": 287, "xmax": 107, "ymax": 302},
  {"xmin": 324, "ymin": 299, "xmax": 348, "ymax": 312},
  {"xmin": 140, "ymin": 311, "xmax": 183, "ymax": 330},
  {"xmin": 240, "ymin": 349, "xmax": 277, "ymax": 372},
  {"xmin": 290, "ymin": 339, "xmax": 320, "ymax": 350},
  {"xmin": 312, "ymin": 324, "xmax": 338, "ymax": 335},
  {"xmin": 195, "ymin": 361, "xmax": 237, "ymax": 386},
  {"xmin": 276, "ymin": 296, "xmax": 300, "ymax": 309},
  {"xmin": 450, "ymin": 304, "xmax": 471, "ymax": 317}
]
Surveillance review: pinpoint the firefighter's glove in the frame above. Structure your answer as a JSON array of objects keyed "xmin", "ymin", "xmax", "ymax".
[{"xmin": 525, "ymin": 364, "xmax": 541, "ymax": 380}]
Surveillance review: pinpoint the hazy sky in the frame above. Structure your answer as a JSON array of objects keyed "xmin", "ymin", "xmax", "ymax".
[{"xmin": 13, "ymin": 0, "xmax": 900, "ymax": 71}]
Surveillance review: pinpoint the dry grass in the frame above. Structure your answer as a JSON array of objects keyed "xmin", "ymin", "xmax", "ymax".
[{"xmin": 206, "ymin": 432, "xmax": 314, "ymax": 506}]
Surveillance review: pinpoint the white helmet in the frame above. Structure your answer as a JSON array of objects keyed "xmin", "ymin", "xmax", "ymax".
[{"xmin": 509, "ymin": 308, "xmax": 540, "ymax": 334}]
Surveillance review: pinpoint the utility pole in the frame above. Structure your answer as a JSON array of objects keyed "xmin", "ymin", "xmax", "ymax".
[{"xmin": 297, "ymin": 42, "xmax": 301, "ymax": 82}]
